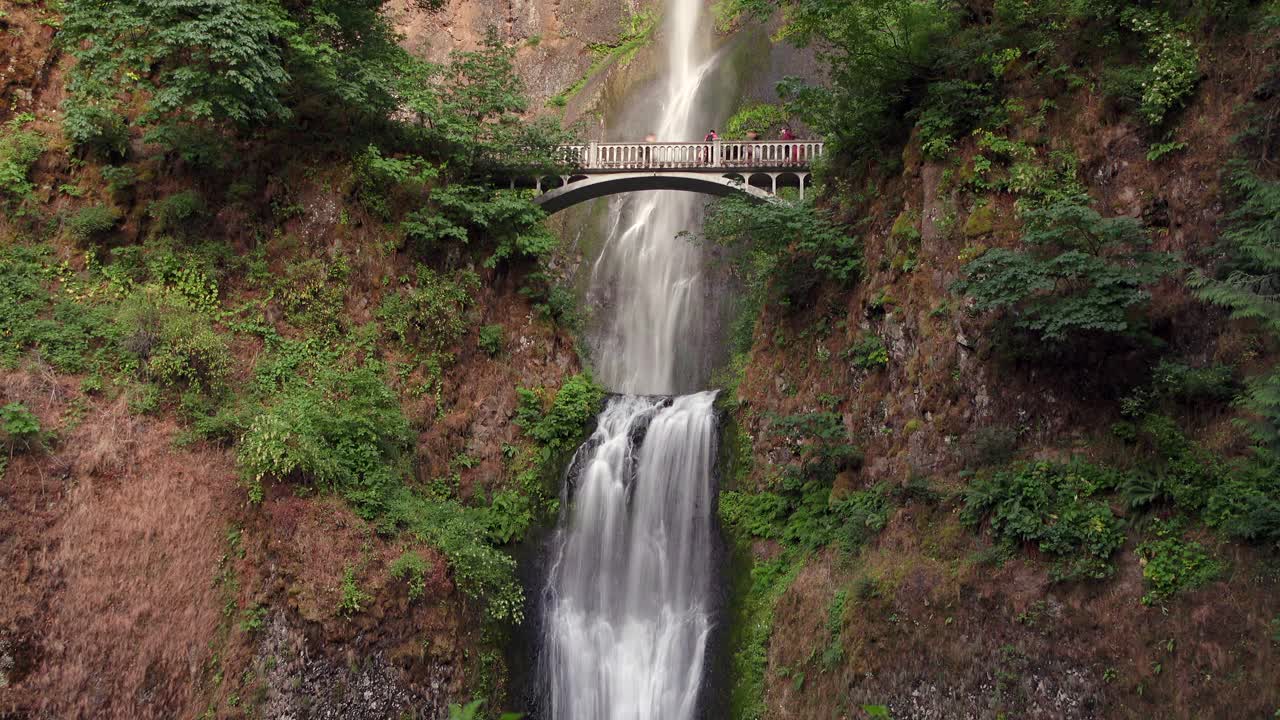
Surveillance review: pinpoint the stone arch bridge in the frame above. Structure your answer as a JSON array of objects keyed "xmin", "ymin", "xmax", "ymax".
[{"xmin": 519, "ymin": 140, "xmax": 824, "ymax": 214}]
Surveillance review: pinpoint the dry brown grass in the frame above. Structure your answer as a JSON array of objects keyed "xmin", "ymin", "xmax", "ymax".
[{"xmin": 28, "ymin": 422, "xmax": 237, "ymax": 719}]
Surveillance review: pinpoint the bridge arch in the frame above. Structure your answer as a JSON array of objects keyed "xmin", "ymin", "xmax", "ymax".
[{"xmin": 533, "ymin": 172, "xmax": 777, "ymax": 214}]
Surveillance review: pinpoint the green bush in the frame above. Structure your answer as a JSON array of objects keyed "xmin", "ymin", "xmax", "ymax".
[
  {"xmin": 516, "ymin": 374, "xmax": 605, "ymax": 455},
  {"xmin": 478, "ymin": 324, "xmax": 504, "ymax": 357},
  {"xmin": 381, "ymin": 487, "xmax": 525, "ymax": 623},
  {"xmin": 378, "ymin": 266, "xmax": 479, "ymax": 352},
  {"xmin": 237, "ymin": 364, "xmax": 413, "ymax": 513},
  {"xmin": 66, "ymin": 205, "xmax": 123, "ymax": 245},
  {"xmin": 483, "ymin": 489, "xmax": 534, "ymax": 544},
  {"xmin": 1, "ymin": 402, "xmax": 42, "ymax": 452},
  {"xmin": 0, "ymin": 115, "xmax": 46, "ymax": 203},
  {"xmin": 0, "ymin": 245, "xmax": 117, "ymax": 373},
  {"xmin": 354, "ymin": 145, "xmax": 440, "ymax": 220},
  {"xmin": 771, "ymin": 0, "xmax": 958, "ymax": 165},
  {"xmin": 724, "ymin": 103, "xmax": 791, "ymax": 138},
  {"xmin": 962, "ymin": 461, "xmax": 1127, "ymax": 580},
  {"xmin": 702, "ymin": 194, "xmax": 861, "ymax": 307},
  {"xmin": 337, "ymin": 565, "xmax": 371, "ymax": 617},
  {"xmin": 1123, "ymin": 9, "xmax": 1201, "ymax": 126},
  {"xmin": 147, "ymin": 190, "xmax": 206, "ymax": 236},
  {"xmin": 843, "ymin": 332, "xmax": 888, "ymax": 370},
  {"xmin": 1151, "ymin": 360, "xmax": 1237, "ymax": 404},
  {"xmin": 953, "ymin": 202, "xmax": 1178, "ymax": 345},
  {"xmin": 62, "ymin": 102, "xmax": 130, "ymax": 160},
  {"xmin": 1136, "ymin": 520, "xmax": 1221, "ymax": 605},
  {"xmin": 389, "ymin": 551, "xmax": 433, "ymax": 600},
  {"xmin": 117, "ymin": 289, "xmax": 230, "ymax": 393},
  {"xmin": 1190, "ymin": 167, "xmax": 1280, "ymax": 455}
]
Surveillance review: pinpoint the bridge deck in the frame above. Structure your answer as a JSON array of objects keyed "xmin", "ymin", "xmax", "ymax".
[{"xmin": 557, "ymin": 140, "xmax": 823, "ymax": 173}]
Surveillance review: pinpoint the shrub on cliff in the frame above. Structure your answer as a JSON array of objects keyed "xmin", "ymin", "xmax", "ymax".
[
  {"xmin": 516, "ymin": 373, "xmax": 605, "ymax": 457},
  {"xmin": 962, "ymin": 461, "xmax": 1127, "ymax": 580},
  {"xmin": 701, "ymin": 194, "xmax": 861, "ymax": 307},
  {"xmin": 953, "ymin": 202, "xmax": 1178, "ymax": 346},
  {"xmin": 237, "ymin": 364, "xmax": 413, "ymax": 513},
  {"xmin": 0, "ymin": 115, "xmax": 45, "ymax": 205}
]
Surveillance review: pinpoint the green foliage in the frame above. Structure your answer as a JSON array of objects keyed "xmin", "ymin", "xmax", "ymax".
[
  {"xmin": 389, "ymin": 550, "xmax": 432, "ymax": 600},
  {"xmin": 515, "ymin": 374, "xmax": 605, "ymax": 456},
  {"xmin": 447, "ymin": 698, "xmax": 523, "ymax": 720},
  {"xmin": 1150, "ymin": 360, "xmax": 1236, "ymax": 404},
  {"xmin": 1202, "ymin": 458, "xmax": 1280, "ymax": 547},
  {"xmin": 701, "ymin": 194, "xmax": 860, "ymax": 307},
  {"xmin": 843, "ymin": 332, "xmax": 888, "ymax": 370},
  {"xmin": 401, "ymin": 185, "xmax": 556, "ymax": 269},
  {"xmin": 477, "ymin": 324, "xmax": 504, "ymax": 357},
  {"xmin": 237, "ymin": 364, "xmax": 413, "ymax": 515},
  {"xmin": 773, "ymin": 0, "xmax": 958, "ymax": 164},
  {"xmin": 724, "ymin": 553, "xmax": 804, "ymax": 720},
  {"xmin": 722, "ymin": 483, "xmax": 889, "ymax": 552},
  {"xmin": 1123, "ymin": 9, "xmax": 1202, "ymax": 126},
  {"xmin": 337, "ymin": 565, "xmax": 371, "ymax": 617},
  {"xmin": 401, "ymin": 28, "xmax": 576, "ymax": 176},
  {"xmin": 724, "ymin": 103, "xmax": 791, "ymax": 138},
  {"xmin": 147, "ymin": 190, "xmax": 206, "ymax": 236},
  {"xmin": 962, "ymin": 461, "xmax": 1127, "ymax": 581},
  {"xmin": 953, "ymin": 202, "xmax": 1178, "ymax": 344},
  {"xmin": 1190, "ymin": 167, "xmax": 1280, "ymax": 454},
  {"xmin": 354, "ymin": 145, "xmax": 440, "ymax": 220},
  {"xmin": 0, "ymin": 115, "xmax": 46, "ymax": 203},
  {"xmin": 1146, "ymin": 140, "xmax": 1188, "ymax": 162},
  {"xmin": 378, "ymin": 266, "xmax": 479, "ymax": 353},
  {"xmin": 1136, "ymin": 520, "xmax": 1221, "ymax": 605},
  {"xmin": 276, "ymin": 257, "xmax": 349, "ymax": 337},
  {"xmin": 0, "ymin": 245, "xmax": 117, "ymax": 374},
  {"xmin": 238, "ymin": 603, "xmax": 268, "ymax": 633},
  {"xmin": 66, "ymin": 205, "xmax": 123, "ymax": 246},
  {"xmin": 63, "ymin": 104, "xmax": 129, "ymax": 160},
  {"xmin": 60, "ymin": 0, "xmax": 291, "ymax": 127},
  {"xmin": 819, "ymin": 589, "xmax": 848, "ymax": 671},
  {"xmin": 1, "ymin": 403, "xmax": 42, "ymax": 452},
  {"xmin": 117, "ymin": 288, "xmax": 231, "ymax": 393},
  {"xmin": 483, "ymin": 489, "xmax": 534, "ymax": 544},
  {"xmin": 914, "ymin": 79, "xmax": 997, "ymax": 161},
  {"xmin": 380, "ymin": 487, "xmax": 525, "ymax": 623}
]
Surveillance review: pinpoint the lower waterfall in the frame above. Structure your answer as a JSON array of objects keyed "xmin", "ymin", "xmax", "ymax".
[{"xmin": 539, "ymin": 392, "xmax": 719, "ymax": 720}]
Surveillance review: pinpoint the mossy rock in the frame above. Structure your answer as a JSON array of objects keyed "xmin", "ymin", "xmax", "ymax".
[{"xmin": 964, "ymin": 205, "xmax": 996, "ymax": 237}]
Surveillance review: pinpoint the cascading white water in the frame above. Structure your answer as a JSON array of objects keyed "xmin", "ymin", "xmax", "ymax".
[
  {"xmin": 587, "ymin": 0, "xmax": 720, "ymax": 396},
  {"xmin": 540, "ymin": 393, "xmax": 717, "ymax": 720},
  {"xmin": 539, "ymin": 0, "xmax": 724, "ymax": 717}
]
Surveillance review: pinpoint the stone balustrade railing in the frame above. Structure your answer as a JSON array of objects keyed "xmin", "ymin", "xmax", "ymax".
[{"xmin": 555, "ymin": 141, "xmax": 824, "ymax": 171}]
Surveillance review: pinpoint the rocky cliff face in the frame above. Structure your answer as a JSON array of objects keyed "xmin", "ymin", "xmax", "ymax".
[
  {"xmin": 0, "ymin": 1, "xmax": 590, "ymax": 717},
  {"xmin": 721, "ymin": 17, "xmax": 1280, "ymax": 720},
  {"xmin": 391, "ymin": 0, "xmax": 643, "ymax": 107}
]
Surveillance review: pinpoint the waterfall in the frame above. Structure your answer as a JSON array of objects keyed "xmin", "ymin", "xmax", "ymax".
[
  {"xmin": 587, "ymin": 0, "xmax": 721, "ymax": 396},
  {"xmin": 540, "ymin": 393, "xmax": 718, "ymax": 720},
  {"xmin": 538, "ymin": 0, "xmax": 724, "ymax": 717}
]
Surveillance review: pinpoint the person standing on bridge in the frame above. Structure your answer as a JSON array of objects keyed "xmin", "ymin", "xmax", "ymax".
[
  {"xmin": 779, "ymin": 126, "xmax": 796, "ymax": 163},
  {"xmin": 702, "ymin": 129, "xmax": 718, "ymax": 164}
]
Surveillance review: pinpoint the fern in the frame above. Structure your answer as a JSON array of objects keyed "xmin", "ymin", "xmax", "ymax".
[{"xmin": 1189, "ymin": 167, "xmax": 1280, "ymax": 453}]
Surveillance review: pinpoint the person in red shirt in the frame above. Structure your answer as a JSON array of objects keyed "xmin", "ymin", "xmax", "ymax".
[{"xmin": 780, "ymin": 126, "xmax": 796, "ymax": 162}]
